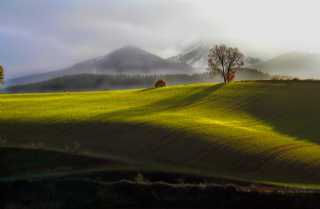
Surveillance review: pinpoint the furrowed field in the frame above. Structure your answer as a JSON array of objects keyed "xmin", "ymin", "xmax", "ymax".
[{"xmin": 2, "ymin": 80, "xmax": 320, "ymax": 188}]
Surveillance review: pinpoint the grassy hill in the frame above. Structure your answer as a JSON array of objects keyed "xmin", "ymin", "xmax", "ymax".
[
  {"xmin": 6, "ymin": 70, "xmax": 270, "ymax": 93},
  {"xmin": 0, "ymin": 147, "xmax": 131, "ymax": 180},
  {"xmin": 7, "ymin": 73, "xmax": 213, "ymax": 92},
  {"xmin": 2, "ymin": 81, "xmax": 320, "ymax": 188}
]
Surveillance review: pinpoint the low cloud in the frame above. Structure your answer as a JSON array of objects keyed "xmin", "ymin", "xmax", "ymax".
[{"xmin": 2, "ymin": 0, "xmax": 320, "ymax": 78}]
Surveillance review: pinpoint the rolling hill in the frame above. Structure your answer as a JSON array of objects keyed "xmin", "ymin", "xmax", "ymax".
[
  {"xmin": 256, "ymin": 52, "xmax": 320, "ymax": 78},
  {"xmin": 1, "ymin": 147, "xmax": 127, "ymax": 179},
  {"xmin": 6, "ymin": 69, "xmax": 270, "ymax": 92},
  {"xmin": 2, "ymin": 81, "xmax": 320, "ymax": 188},
  {"xmin": 5, "ymin": 147, "xmax": 319, "ymax": 209}
]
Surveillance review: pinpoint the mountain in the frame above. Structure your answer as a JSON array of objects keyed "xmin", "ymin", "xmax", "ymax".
[
  {"xmin": 256, "ymin": 52, "xmax": 320, "ymax": 78},
  {"xmin": 7, "ymin": 44, "xmax": 269, "ymax": 87},
  {"xmin": 167, "ymin": 42, "xmax": 262, "ymax": 72},
  {"xmin": 67, "ymin": 46, "xmax": 194, "ymax": 75},
  {"xmin": 8, "ymin": 46, "xmax": 194, "ymax": 86},
  {"xmin": 168, "ymin": 42, "xmax": 210, "ymax": 71}
]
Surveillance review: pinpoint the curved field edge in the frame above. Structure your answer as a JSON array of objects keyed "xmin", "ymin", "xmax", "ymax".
[
  {"xmin": 1, "ymin": 81, "xmax": 320, "ymax": 188},
  {"xmin": 0, "ymin": 147, "xmax": 134, "ymax": 180},
  {"xmin": 4, "ymin": 177, "xmax": 320, "ymax": 209},
  {"xmin": 2, "ymin": 147, "xmax": 319, "ymax": 191}
]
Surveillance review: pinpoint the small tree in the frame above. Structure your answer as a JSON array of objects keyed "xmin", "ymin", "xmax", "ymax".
[
  {"xmin": 154, "ymin": 79, "xmax": 166, "ymax": 88},
  {"xmin": 0, "ymin": 65, "xmax": 3, "ymax": 84},
  {"xmin": 208, "ymin": 44, "xmax": 244, "ymax": 84}
]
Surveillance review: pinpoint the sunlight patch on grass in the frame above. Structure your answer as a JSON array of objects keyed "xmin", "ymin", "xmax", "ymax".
[{"xmin": 2, "ymin": 81, "xmax": 320, "ymax": 188}]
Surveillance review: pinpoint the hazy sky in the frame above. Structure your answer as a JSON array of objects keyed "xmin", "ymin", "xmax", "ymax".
[{"xmin": 2, "ymin": 0, "xmax": 320, "ymax": 78}]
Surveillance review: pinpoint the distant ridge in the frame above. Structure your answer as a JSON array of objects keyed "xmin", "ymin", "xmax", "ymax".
[
  {"xmin": 8, "ymin": 46, "xmax": 194, "ymax": 86},
  {"xmin": 7, "ymin": 69, "xmax": 270, "ymax": 93},
  {"xmin": 167, "ymin": 41, "xmax": 262, "ymax": 72},
  {"xmin": 256, "ymin": 52, "xmax": 320, "ymax": 78}
]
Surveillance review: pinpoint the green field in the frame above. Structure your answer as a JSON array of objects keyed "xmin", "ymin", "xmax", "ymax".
[{"xmin": 2, "ymin": 80, "xmax": 320, "ymax": 188}]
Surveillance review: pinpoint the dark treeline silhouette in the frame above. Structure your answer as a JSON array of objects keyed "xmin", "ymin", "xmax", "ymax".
[
  {"xmin": 0, "ymin": 65, "xmax": 4, "ymax": 84},
  {"xmin": 2, "ymin": 175, "xmax": 320, "ymax": 209}
]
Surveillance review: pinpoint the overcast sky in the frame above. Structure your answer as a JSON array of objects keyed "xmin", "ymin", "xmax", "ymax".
[{"xmin": 2, "ymin": 0, "xmax": 320, "ymax": 78}]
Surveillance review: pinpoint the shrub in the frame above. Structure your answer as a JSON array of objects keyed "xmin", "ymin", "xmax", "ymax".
[
  {"xmin": 134, "ymin": 173, "xmax": 150, "ymax": 184},
  {"xmin": 227, "ymin": 71, "xmax": 236, "ymax": 82},
  {"xmin": 154, "ymin": 79, "xmax": 166, "ymax": 88},
  {"xmin": 271, "ymin": 75, "xmax": 300, "ymax": 81}
]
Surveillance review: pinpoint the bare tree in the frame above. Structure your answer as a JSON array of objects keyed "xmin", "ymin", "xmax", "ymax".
[
  {"xmin": 208, "ymin": 44, "xmax": 244, "ymax": 84},
  {"xmin": 0, "ymin": 65, "xmax": 3, "ymax": 84}
]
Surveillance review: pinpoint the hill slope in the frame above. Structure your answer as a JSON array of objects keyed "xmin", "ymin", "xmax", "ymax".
[
  {"xmin": 1, "ymin": 147, "xmax": 127, "ymax": 179},
  {"xmin": 2, "ymin": 81, "xmax": 320, "ymax": 188},
  {"xmin": 256, "ymin": 52, "xmax": 320, "ymax": 78},
  {"xmin": 7, "ymin": 70, "xmax": 270, "ymax": 93}
]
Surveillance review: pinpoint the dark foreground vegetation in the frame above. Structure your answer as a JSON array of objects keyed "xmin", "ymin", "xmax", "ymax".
[
  {"xmin": 2, "ymin": 147, "xmax": 320, "ymax": 209},
  {"xmin": 2, "ymin": 174, "xmax": 320, "ymax": 209}
]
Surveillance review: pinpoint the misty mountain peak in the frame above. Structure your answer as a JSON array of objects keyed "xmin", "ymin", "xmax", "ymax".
[
  {"xmin": 8, "ymin": 46, "xmax": 195, "ymax": 85},
  {"xmin": 106, "ymin": 45, "xmax": 160, "ymax": 61},
  {"xmin": 168, "ymin": 41, "xmax": 262, "ymax": 71},
  {"xmin": 112, "ymin": 45, "xmax": 149, "ymax": 54},
  {"xmin": 256, "ymin": 51, "xmax": 320, "ymax": 78}
]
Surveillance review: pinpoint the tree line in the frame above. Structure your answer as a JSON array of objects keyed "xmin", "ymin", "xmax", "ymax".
[{"xmin": 0, "ymin": 65, "xmax": 3, "ymax": 84}]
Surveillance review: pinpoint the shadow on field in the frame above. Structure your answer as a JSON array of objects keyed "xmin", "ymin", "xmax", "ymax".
[
  {"xmin": 138, "ymin": 81, "xmax": 320, "ymax": 146},
  {"xmin": 102, "ymin": 81, "xmax": 320, "ymax": 146},
  {"xmin": 0, "ymin": 147, "xmax": 122, "ymax": 178},
  {"xmin": 2, "ymin": 118, "xmax": 320, "ymax": 184},
  {"xmin": 100, "ymin": 84, "xmax": 224, "ymax": 119},
  {"xmin": 2, "ymin": 146, "xmax": 320, "ymax": 209},
  {"xmin": 3, "ymin": 82, "xmax": 320, "ymax": 188},
  {"xmin": 0, "ymin": 119, "xmax": 238, "ymax": 175},
  {"xmin": 240, "ymin": 81, "xmax": 320, "ymax": 145},
  {"xmin": 2, "ymin": 147, "xmax": 320, "ymax": 209},
  {"xmin": 150, "ymin": 83, "xmax": 224, "ymax": 109}
]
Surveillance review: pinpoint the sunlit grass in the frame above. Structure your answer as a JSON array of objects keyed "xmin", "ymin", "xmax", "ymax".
[{"xmin": 2, "ymin": 81, "xmax": 320, "ymax": 188}]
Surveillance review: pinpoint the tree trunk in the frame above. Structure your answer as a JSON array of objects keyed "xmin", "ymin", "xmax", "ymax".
[{"xmin": 222, "ymin": 73, "xmax": 227, "ymax": 84}]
